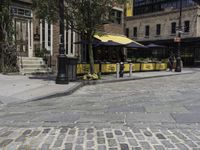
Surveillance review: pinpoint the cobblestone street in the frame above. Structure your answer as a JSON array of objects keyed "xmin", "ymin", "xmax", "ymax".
[{"xmin": 0, "ymin": 70, "xmax": 200, "ymax": 149}]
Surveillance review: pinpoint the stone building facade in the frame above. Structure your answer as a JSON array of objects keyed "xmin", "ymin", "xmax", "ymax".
[{"xmin": 126, "ymin": 0, "xmax": 200, "ymax": 66}]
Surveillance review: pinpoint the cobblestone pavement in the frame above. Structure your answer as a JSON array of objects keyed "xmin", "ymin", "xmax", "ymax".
[{"xmin": 0, "ymin": 70, "xmax": 200, "ymax": 149}]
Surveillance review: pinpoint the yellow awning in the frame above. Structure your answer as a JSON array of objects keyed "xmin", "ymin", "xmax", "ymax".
[{"xmin": 94, "ymin": 34, "xmax": 143, "ymax": 46}]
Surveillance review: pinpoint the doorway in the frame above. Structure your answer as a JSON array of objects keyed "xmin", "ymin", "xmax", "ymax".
[{"xmin": 15, "ymin": 19, "xmax": 29, "ymax": 57}]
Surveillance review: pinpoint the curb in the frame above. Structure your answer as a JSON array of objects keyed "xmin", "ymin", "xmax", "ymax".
[
  {"xmin": 26, "ymin": 71, "xmax": 194, "ymax": 102},
  {"xmin": 25, "ymin": 82, "xmax": 84, "ymax": 102},
  {"xmin": 82, "ymin": 71, "xmax": 194, "ymax": 85}
]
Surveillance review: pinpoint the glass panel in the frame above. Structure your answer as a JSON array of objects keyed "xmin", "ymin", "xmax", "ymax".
[
  {"xmin": 18, "ymin": 9, "xmax": 25, "ymax": 15},
  {"xmin": 16, "ymin": 21, "xmax": 21, "ymax": 41},
  {"xmin": 22, "ymin": 22, "xmax": 28, "ymax": 41}
]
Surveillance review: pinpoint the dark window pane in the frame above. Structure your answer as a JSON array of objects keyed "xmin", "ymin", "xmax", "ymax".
[
  {"xmin": 133, "ymin": 27, "xmax": 137, "ymax": 37},
  {"xmin": 126, "ymin": 28, "xmax": 129, "ymax": 37},
  {"xmin": 42, "ymin": 21, "xmax": 45, "ymax": 49},
  {"xmin": 145, "ymin": 25, "xmax": 149, "ymax": 36},
  {"xmin": 48, "ymin": 23, "xmax": 51, "ymax": 46},
  {"xmin": 156, "ymin": 24, "xmax": 161, "ymax": 35},
  {"xmin": 184, "ymin": 20, "xmax": 190, "ymax": 32},
  {"xmin": 171, "ymin": 22, "xmax": 176, "ymax": 34}
]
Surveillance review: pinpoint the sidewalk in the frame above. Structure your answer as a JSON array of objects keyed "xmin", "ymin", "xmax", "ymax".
[
  {"xmin": 0, "ymin": 74, "xmax": 82, "ymax": 105},
  {"xmin": 0, "ymin": 69, "xmax": 195, "ymax": 105}
]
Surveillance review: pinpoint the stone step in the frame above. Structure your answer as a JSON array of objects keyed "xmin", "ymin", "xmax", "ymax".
[
  {"xmin": 20, "ymin": 57, "xmax": 44, "ymax": 61},
  {"xmin": 21, "ymin": 68, "xmax": 52, "ymax": 75},
  {"xmin": 18, "ymin": 57, "xmax": 52, "ymax": 75},
  {"xmin": 21, "ymin": 64, "xmax": 47, "ymax": 69}
]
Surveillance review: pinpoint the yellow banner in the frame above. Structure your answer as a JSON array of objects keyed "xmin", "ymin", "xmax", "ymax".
[
  {"xmin": 141, "ymin": 63, "xmax": 155, "ymax": 71},
  {"xmin": 156, "ymin": 63, "xmax": 167, "ymax": 70},
  {"xmin": 126, "ymin": 0, "xmax": 133, "ymax": 17},
  {"xmin": 77, "ymin": 64, "xmax": 99, "ymax": 74},
  {"xmin": 101, "ymin": 64, "xmax": 116, "ymax": 73}
]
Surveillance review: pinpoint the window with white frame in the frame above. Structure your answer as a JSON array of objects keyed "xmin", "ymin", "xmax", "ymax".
[
  {"xmin": 64, "ymin": 21, "xmax": 76, "ymax": 57},
  {"xmin": 40, "ymin": 20, "xmax": 53, "ymax": 55}
]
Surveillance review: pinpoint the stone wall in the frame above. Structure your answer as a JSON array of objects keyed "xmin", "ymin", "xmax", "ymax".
[{"xmin": 126, "ymin": 6, "xmax": 200, "ymax": 42}]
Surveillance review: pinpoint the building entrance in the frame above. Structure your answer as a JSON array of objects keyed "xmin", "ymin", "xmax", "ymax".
[{"xmin": 15, "ymin": 19, "xmax": 29, "ymax": 57}]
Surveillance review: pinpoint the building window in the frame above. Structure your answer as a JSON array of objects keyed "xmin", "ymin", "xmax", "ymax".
[
  {"xmin": 184, "ymin": 20, "xmax": 190, "ymax": 32},
  {"xmin": 71, "ymin": 23, "xmax": 74, "ymax": 54},
  {"xmin": 42, "ymin": 21, "xmax": 45, "ymax": 49},
  {"xmin": 110, "ymin": 9, "xmax": 122, "ymax": 24},
  {"xmin": 40, "ymin": 20, "xmax": 52, "ymax": 53},
  {"xmin": 156, "ymin": 24, "xmax": 161, "ymax": 35},
  {"xmin": 126, "ymin": 28, "xmax": 129, "ymax": 37},
  {"xmin": 11, "ymin": 6, "xmax": 32, "ymax": 17},
  {"xmin": 171, "ymin": 22, "xmax": 176, "ymax": 34},
  {"xmin": 133, "ymin": 27, "xmax": 137, "ymax": 37},
  {"xmin": 48, "ymin": 23, "xmax": 51, "ymax": 46},
  {"xmin": 145, "ymin": 25, "xmax": 149, "ymax": 37}
]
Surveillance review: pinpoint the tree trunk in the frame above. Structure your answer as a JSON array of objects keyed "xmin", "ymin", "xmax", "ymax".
[{"xmin": 88, "ymin": 36, "xmax": 95, "ymax": 74}]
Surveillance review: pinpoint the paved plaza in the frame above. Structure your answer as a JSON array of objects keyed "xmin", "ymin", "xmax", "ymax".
[{"xmin": 0, "ymin": 69, "xmax": 200, "ymax": 149}]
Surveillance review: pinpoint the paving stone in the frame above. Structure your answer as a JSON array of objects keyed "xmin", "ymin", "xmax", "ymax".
[
  {"xmin": 41, "ymin": 144, "xmax": 50, "ymax": 150},
  {"xmin": 22, "ymin": 129, "xmax": 32, "ymax": 135},
  {"xmin": 97, "ymin": 131, "xmax": 104, "ymax": 137},
  {"xmin": 87, "ymin": 128, "xmax": 94, "ymax": 133},
  {"xmin": 143, "ymin": 131, "xmax": 152, "ymax": 137},
  {"xmin": 76, "ymin": 137, "xmax": 84, "ymax": 144},
  {"xmin": 125, "ymin": 132, "xmax": 133, "ymax": 137},
  {"xmin": 87, "ymin": 141, "xmax": 94, "ymax": 148},
  {"xmin": 128, "ymin": 139, "xmax": 138, "ymax": 146},
  {"xmin": 0, "ymin": 131, "xmax": 13, "ymax": 137},
  {"xmin": 45, "ymin": 135, "xmax": 55, "ymax": 145},
  {"xmin": 109, "ymin": 148, "xmax": 118, "ymax": 150},
  {"xmin": 114, "ymin": 130, "xmax": 122, "ymax": 136},
  {"xmin": 139, "ymin": 141, "xmax": 151, "ymax": 149},
  {"xmin": 153, "ymin": 145, "xmax": 165, "ymax": 150},
  {"xmin": 156, "ymin": 133, "xmax": 166, "ymax": 139},
  {"xmin": 186, "ymin": 133, "xmax": 200, "ymax": 141},
  {"xmin": 132, "ymin": 147, "xmax": 141, "ymax": 150},
  {"xmin": 108, "ymin": 139, "xmax": 117, "ymax": 147},
  {"xmin": 167, "ymin": 136, "xmax": 181, "ymax": 143},
  {"xmin": 106, "ymin": 132, "xmax": 114, "ymax": 138},
  {"xmin": 87, "ymin": 134, "xmax": 94, "ymax": 140},
  {"xmin": 60, "ymin": 128, "xmax": 68, "ymax": 133},
  {"xmin": 15, "ymin": 136, "xmax": 26, "ymax": 142},
  {"xmin": 131, "ymin": 128, "xmax": 141, "ymax": 134},
  {"xmin": 75, "ymin": 145, "xmax": 83, "ymax": 150},
  {"xmin": 173, "ymin": 131, "xmax": 188, "ymax": 140},
  {"xmin": 42, "ymin": 128, "xmax": 51, "ymax": 134},
  {"xmin": 149, "ymin": 137, "xmax": 158, "ymax": 144},
  {"xmin": 117, "ymin": 137, "xmax": 126, "ymax": 143},
  {"xmin": 97, "ymin": 138, "xmax": 105, "ymax": 144},
  {"xmin": 68, "ymin": 129, "xmax": 76, "ymax": 135},
  {"xmin": 98, "ymin": 145, "xmax": 107, "ymax": 150},
  {"xmin": 175, "ymin": 143, "xmax": 189, "ymax": 150},
  {"xmin": 120, "ymin": 143, "xmax": 129, "ymax": 150},
  {"xmin": 66, "ymin": 136, "xmax": 75, "ymax": 142},
  {"xmin": 184, "ymin": 140, "xmax": 197, "ymax": 148},
  {"xmin": 161, "ymin": 140, "xmax": 175, "ymax": 148},
  {"xmin": 78, "ymin": 130, "xmax": 85, "ymax": 136},
  {"xmin": 17, "ymin": 145, "xmax": 31, "ymax": 150},
  {"xmin": 135, "ymin": 134, "xmax": 145, "ymax": 140},
  {"xmin": 0, "ymin": 139, "xmax": 13, "ymax": 148},
  {"xmin": 65, "ymin": 143, "xmax": 73, "ymax": 150},
  {"xmin": 160, "ymin": 130, "xmax": 171, "ymax": 136},
  {"xmin": 30, "ymin": 131, "xmax": 40, "ymax": 137},
  {"xmin": 53, "ymin": 139, "xmax": 63, "ymax": 147}
]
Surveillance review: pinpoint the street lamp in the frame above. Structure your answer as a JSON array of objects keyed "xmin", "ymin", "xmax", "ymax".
[
  {"xmin": 56, "ymin": 0, "xmax": 69, "ymax": 84},
  {"xmin": 175, "ymin": 0, "xmax": 182, "ymax": 72}
]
